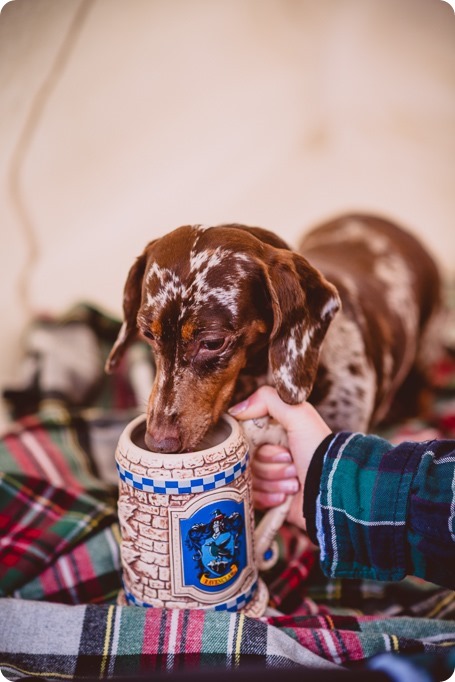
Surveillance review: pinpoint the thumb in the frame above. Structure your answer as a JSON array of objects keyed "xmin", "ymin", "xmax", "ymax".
[{"xmin": 229, "ymin": 386, "xmax": 299, "ymax": 431}]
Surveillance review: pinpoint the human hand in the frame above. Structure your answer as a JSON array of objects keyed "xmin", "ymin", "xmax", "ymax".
[{"xmin": 229, "ymin": 386, "xmax": 331, "ymax": 529}]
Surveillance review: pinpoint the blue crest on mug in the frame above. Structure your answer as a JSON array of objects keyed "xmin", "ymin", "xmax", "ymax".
[{"xmin": 180, "ymin": 499, "xmax": 247, "ymax": 593}]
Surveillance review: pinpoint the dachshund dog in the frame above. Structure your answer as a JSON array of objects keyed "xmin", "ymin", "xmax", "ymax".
[{"xmin": 106, "ymin": 214, "xmax": 441, "ymax": 453}]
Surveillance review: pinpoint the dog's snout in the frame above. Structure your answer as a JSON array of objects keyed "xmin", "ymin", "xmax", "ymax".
[{"xmin": 144, "ymin": 430, "xmax": 182, "ymax": 453}]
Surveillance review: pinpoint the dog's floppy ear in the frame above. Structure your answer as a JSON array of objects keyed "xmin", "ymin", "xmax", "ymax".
[
  {"xmin": 105, "ymin": 248, "xmax": 150, "ymax": 373},
  {"xmin": 263, "ymin": 250, "xmax": 340, "ymax": 404}
]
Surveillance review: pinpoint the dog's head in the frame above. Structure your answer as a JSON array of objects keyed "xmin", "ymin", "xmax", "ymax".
[{"xmin": 106, "ymin": 224, "xmax": 340, "ymax": 452}]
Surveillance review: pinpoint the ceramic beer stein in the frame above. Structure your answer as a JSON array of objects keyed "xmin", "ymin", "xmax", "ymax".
[{"xmin": 115, "ymin": 412, "xmax": 291, "ymax": 616}]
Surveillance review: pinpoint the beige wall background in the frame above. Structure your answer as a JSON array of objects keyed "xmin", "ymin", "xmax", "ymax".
[{"xmin": 1, "ymin": 0, "xmax": 454, "ymax": 424}]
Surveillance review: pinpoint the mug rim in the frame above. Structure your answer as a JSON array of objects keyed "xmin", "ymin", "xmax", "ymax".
[{"xmin": 118, "ymin": 412, "xmax": 242, "ymax": 459}]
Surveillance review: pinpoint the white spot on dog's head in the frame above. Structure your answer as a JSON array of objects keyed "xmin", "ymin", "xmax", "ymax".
[
  {"xmin": 189, "ymin": 247, "xmax": 223, "ymax": 276},
  {"xmin": 185, "ymin": 247, "xmax": 252, "ymax": 320},
  {"xmin": 193, "ymin": 224, "xmax": 211, "ymax": 232},
  {"xmin": 143, "ymin": 231, "xmax": 254, "ymax": 323},
  {"xmin": 145, "ymin": 262, "xmax": 185, "ymax": 309}
]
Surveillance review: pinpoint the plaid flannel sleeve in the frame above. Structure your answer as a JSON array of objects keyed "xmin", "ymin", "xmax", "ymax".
[{"xmin": 304, "ymin": 433, "xmax": 455, "ymax": 587}]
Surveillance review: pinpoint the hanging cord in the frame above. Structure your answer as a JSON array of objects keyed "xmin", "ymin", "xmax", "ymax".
[{"xmin": 8, "ymin": 0, "xmax": 94, "ymax": 317}]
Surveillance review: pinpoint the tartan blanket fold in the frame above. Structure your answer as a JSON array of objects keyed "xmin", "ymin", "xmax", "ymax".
[
  {"xmin": 0, "ymin": 303, "xmax": 455, "ymax": 680},
  {"xmin": 0, "ymin": 472, "xmax": 116, "ymax": 595},
  {"xmin": 0, "ymin": 599, "xmax": 341, "ymax": 678}
]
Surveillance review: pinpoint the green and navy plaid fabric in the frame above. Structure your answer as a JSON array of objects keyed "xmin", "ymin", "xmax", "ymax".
[{"xmin": 314, "ymin": 433, "xmax": 455, "ymax": 588}]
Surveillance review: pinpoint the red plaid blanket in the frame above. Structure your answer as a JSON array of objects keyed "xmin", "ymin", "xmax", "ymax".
[{"xmin": 1, "ymin": 304, "xmax": 454, "ymax": 680}]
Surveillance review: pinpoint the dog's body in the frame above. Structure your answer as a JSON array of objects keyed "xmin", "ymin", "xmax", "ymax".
[
  {"xmin": 298, "ymin": 215, "xmax": 441, "ymax": 431},
  {"xmin": 107, "ymin": 214, "xmax": 441, "ymax": 452}
]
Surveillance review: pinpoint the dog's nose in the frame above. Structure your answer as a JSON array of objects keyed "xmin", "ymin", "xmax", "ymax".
[{"xmin": 144, "ymin": 431, "xmax": 182, "ymax": 453}]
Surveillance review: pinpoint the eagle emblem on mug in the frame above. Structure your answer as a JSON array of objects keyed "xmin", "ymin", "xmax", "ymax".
[
  {"xmin": 179, "ymin": 499, "xmax": 248, "ymax": 594},
  {"xmin": 186, "ymin": 507, "xmax": 244, "ymax": 586}
]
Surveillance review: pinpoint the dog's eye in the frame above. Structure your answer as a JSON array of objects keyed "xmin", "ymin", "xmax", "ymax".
[
  {"xmin": 200, "ymin": 338, "xmax": 226, "ymax": 353},
  {"xmin": 142, "ymin": 330, "xmax": 155, "ymax": 341}
]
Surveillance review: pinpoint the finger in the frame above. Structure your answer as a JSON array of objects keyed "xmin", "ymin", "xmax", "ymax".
[
  {"xmin": 229, "ymin": 386, "xmax": 301, "ymax": 429},
  {"xmin": 253, "ymin": 490, "xmax": 286, "ymax": 510},
  {"xmin": 253, "ymin": 443, "xmax": 292, "ymax": 464},
  {"xmin": 251, "ymin": 459, "xmax": 297, "ymax": 482},
  {"xmin": 252, "ymin": 475, "xmax": 299, "ymax": 494}
]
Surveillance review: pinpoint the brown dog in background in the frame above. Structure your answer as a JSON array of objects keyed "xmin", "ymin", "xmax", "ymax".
[{"xmin": 106, "ymin": 213, "xmax": 441, "ymax": 453}]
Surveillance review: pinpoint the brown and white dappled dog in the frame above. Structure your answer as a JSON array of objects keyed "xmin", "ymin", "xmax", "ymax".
[{"xmin": 106, "ymin": 214, "xmax": 441, "ymax": 453}]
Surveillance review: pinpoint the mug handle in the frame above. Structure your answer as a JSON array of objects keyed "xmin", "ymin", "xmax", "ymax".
[{"xmin": 241, "ymin": 416, "xmax": 295, "ymax": 570}]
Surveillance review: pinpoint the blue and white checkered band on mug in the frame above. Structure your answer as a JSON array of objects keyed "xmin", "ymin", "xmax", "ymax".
[
  {"xmin": 124, "ymin": 578, "xmax": 258, "ymax": 612},
  {"xmin": 116, "ymin": 450, "xmax": 249, "ymax": 494}
]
